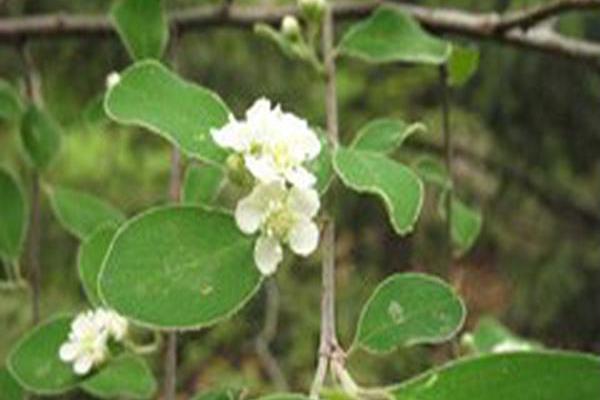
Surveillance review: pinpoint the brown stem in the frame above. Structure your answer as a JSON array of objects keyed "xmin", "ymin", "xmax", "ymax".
[
  {"xmin": 27, "ymin": 172, "xmax": 41, "ymax": 325},
  {"xmin": 439, "ymin": 65, "xmax": 453, "ymax": 276},
  {"xmin": 254, "ymin": 279, "xmax": 289, "ymax": 391},
  {"xmin": 310, "ymin": 7, "xmax": 341, "ymax": 399}
]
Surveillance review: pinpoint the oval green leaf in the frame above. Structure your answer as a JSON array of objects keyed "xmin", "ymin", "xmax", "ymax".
[
  {"xmin": 390, "ymin": 351, "xmax": 600, "ymax": 400},
  {"xmin": 48, "ymin": 186, "xmax": 125, "ymax": 240},
  {"xmin": 354, "ymin": 273, "xmax": 465, "ymax": 354},
  {"xmin": 104, "ymin": 60, "xmax": 230, "ymax": 165},
  {"xmin": 338, "ymin": 6, "xmax": 451, "ymax": 65},
  {"xmin": 80, "ymin": 354, "xmax": 157, "ymax": 399},
  {"xmin": 439, "ymin": 193, "xmax": 482, "ymax": 256},
  {"xmin": 351, "ymin": 119, "xmax": 425, "ymax": 154},
  {"xmin": 0, "ymin": 368, "xmax": 24, "ymax": 400},
  {"xmin": 0, "ymin": 80, "xmax": 23, "ymax": 123},
  {"xmin": 99, "ymin": 206, "xmax": 262, "ymax": 330},
  {"xmin": 462, "ymin": 316, "xmax": 540, "ymax": 355},
  {"xmin": 448, "ymin": 45, "xmax": 480, "ymax": 87},
  {"xmin": 78, "ymin": 224, "xmax": 119, "ymax": 306},
  {"xmin": 112, "ymin": 0, "xmax": 168, "ymax": 61},
  {"xmin": 310, "ymin": 129, "xmax": 334, "ymax": 194},
  {"xmin": 7, "ymin": 315, "xmax": 80, "ymax": 395},
  {"xmin": 182, "ymin": 163, "xmax": 225, "ymax": 206},
  {"xmin": 20, "ymin": 105, "xmax": 62, "ymax": 171},
  {"xmin": 0, "ymin": 169, "xmax": 27, "ymax": 262},
  {"xmin": 333, "ymin": 147, "xmax": 423, "ymax": 235}
]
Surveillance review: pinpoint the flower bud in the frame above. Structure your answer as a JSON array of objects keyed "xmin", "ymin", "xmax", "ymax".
[
  {"xmin": 281, "ymin": 15, "xmax": 301, "ymax": 41},
  {"xmin": 226, "ymin": 154, "xmax": 253, "ymax": 187},
  {"xmin": 299, "ymin": 0, "xmax": 326, "ymax": 21},
  {"xmin": 106, "ymin": 72, "xmax": 121, "ymax": 89}
]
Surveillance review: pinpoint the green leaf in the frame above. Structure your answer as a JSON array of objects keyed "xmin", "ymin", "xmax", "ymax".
[
  {"xmin": 20, "ymin": 105, "xmax": 62, "ymax": 171},
  {"xmin": 338, "ymin": 6, "xmax": 451, "ymax": 65},
  {"xmin": 0, "ymin": 80, "xmax": 23, "ymax": 123},
  {"xmin": 439, "ymin": 193, "xmax": 482, "ymax": 256},
  {"xmin": 104, "ymin": 60, "xmax": 230, "ymax": 165},
  {"xmin": 80, "ymin": 355, "xmax": 157, "ymax": 399},
  {"xmin": 8, "ymin": 315, "xmax": 80, "ymax": 395},
  {"xmin": 353, "ymin": 273, "xmax": 465, "ymax": 354},
  {"xmin": 462, "ymin": 316, "xmax": 540, "ymax": 354},
  {"xmin": 351, "ymin": 119, "xmax": 425, "ymax": 154},
  {"xmin": 182, "ymin": 163, "xmax": 224, "ymax": 206},
  {"xmin": 0, "ymin": 368, "xmax": 24, "ymax": 400},
  {"xmin": 191, "ymin": 388, "xmax": 242, "ymax": 400},
  {"xmin": 448, "ymin": 45, "xmax": 479, "ymax": 87},
  {"xmin": 48, "ymin": 186, "xmax": 125, "ymax": 239},
  {"xmin": 0, "ymin": 169, "xmax": 27, "ymax": 262},
  {"xmin": 78, "ymin": 224, "xmax": 119, "ymax": 306},
  {"xmin": 111, "ymin": 0, "xmax": 168, "ymax": 61},
  {"xmin": 310, "ymin": 129, "xmax": 334, "ymax": 194},
  {"xmin": 99, "ymin": 206, "xmax": 262, "ymax": 330},
  {"xmin": 413, "ymin": 156, "xmax": 450, "ymax": 189},
  {"xmin": 333, "ymin": 147, "xmax": 423, "ymax": 235},
  {"xmin": 258, "ymin": 395, "xmax": 310, "ymax": 400},
  {"xmin": 390, "ymin": 351, "xmax": 600, "ymax": 400}
]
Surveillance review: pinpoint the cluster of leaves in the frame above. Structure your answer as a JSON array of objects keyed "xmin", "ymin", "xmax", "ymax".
[{"xmin": 1, "ymin": 1, "xmax": 599, "ymax": 399}]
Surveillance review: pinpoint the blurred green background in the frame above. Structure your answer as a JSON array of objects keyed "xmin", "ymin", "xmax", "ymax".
[{"xmin": 1, "ymin": 0, "xmax": 600, "ymax": 397}]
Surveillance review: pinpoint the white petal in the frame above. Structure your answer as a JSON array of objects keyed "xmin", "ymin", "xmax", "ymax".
[
  {"xmin": 285, "ymin": 166, "xmax": 317, "ymax": 189},
  {"xmin": 288, "ymin": 186, "xmax": 320, "ymax": 218},
  {"xmin": 211, "ymin": 117, "xmax": 248, "ymax": 152},
  {"xmin": 289, "ymin": 219, "xmax": 319, "ymax": 256},
  {"xmin": 254, "ymin": 236, "xmax": 283, "ymax": 276},
  {"xmin": 74, "ymin": 356, "xmax": 93, "ymax": 375},
  {"xmin": 235, "ymin": 198, "xmax": 263, "ymax": 235},
  {"xmin": 245, "ymin": 155, "xmax": 280, "ymax": 184},
  {"xmin": 59, "ymin": 343, "xmax": 78, "ymax": 362}
]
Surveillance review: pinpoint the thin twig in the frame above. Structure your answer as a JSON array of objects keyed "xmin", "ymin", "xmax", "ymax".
[
  {"xmin": 1, "ymin": 2, "xmax": 600, "ymax": 70},
  {"xmin": 494, "ymin": 0, "xmax": 600, "ymax": 32},
  {"xmin": 20, "ymin": 41, "xmax": 42, "ymax": 326},
  {"xmin": 254, "ymin": 279, "xmax": 289, "ymax": 391},
  {"xmin": 310, "ymin": 7, "xmax": 341, "ymax": 398},
  {"xmin": 439, "ymin": 65, "xmax": 453, "ymax": 276}
]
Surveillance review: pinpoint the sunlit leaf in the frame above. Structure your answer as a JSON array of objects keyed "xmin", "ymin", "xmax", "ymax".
[
  {"xmin": 182, "ymin": 163, "xmax": 224, "ymax": 206},
  {"xmin": 0, "ymin": 169, "xmax": 27, "ymax": 262},
  {"xmin": 104, "ymin": 60, "xmax": 230, "ymax": 165},
  {"xmin": 99, "ymin": 206, "xmax": 262, "ymax": 330},
  {"xmin": 333, "ymin": 147, "xmax": 423, "ymax": 235},
  {"xmin": 338, "ymin": 6, "xmax": 451, "ymax": 65},
  {"xmin": 354, "ymin": 273, "xmax": 465, "ymax": 354},
  {"xmin": 111, "ymin": 0, "xmax": 168, "ymax": 61},
  {"xmin": 48, "ymin": 186, "xmax": 125, "ymax": 239},
  {"xmin": 351, "ymin": 119, "xmax": 425, "ymax": 154},
  {"xmin": 78, "ymin": 224, "xmax": 119, "ymax": 306},
  {"xmin": 448, "ymin": 45, "xmax": 479, "ymax": 87},
  {"xmin": 20, "ymin": 105, "xmax": 61, "ymax": 171},
  {"xmin": 390, "ymin": 352, "xmax": 600, "ymax": 400},
  {"xmin": 80, "ymin": 355, "xmax": 157, "ymax": 399}
]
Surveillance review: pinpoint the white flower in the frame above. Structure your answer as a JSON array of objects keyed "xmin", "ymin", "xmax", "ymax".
[
  {"xmin": 106, "ymin": 72, "xmax": 121, "ymax": 89},
  {"xmin": 211, "ymin": 98, "xmax": 321, "ymax": 189},
  {"xmin": 59, "ymin": 311, "xmax": 109, "ymax": 375},
  {"xmin": 236, "ymin": 182, "xmax": 320, "ymax": 275},
  {"xmin": 93, "ymin": 308, "xmax": 129, "ymax": 341},
  {"xmin": 492, "ymin": 340, "xmax": 533, "ymax": 353},
  {"xmin": 59, "ymin": 308, "xmax": 129, "ymax": 375},
  {"xmin": 281, "ymin": 16, "xmax": 301, "ymax": 39}
]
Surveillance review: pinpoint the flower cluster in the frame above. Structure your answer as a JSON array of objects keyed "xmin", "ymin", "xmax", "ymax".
[
  {"xmin": 59, "ymin": 308, "xmax": 128, "ymax": 375},
  {"xmin": 212, "ymin": 98, "xmax": 322, "ymax": 275}
]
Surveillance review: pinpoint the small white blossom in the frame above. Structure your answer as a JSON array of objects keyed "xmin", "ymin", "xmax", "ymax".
[
  {"xmin": 59, "ymin": 308, "xmax": 128, "ymax": 375},
  {"xmin": 106, "ymin": 72, "xmax": 121, "ymax": 89},
  {"xmin": 492, "ymin": 340, "xmax": 533, "ymax": 353},
  {"xmin": 281, "ymin": 16, "xmax": 301, "ymax": 39},
  {"xmin": 211, "ymin": 98, "xmax": 321, "ymax": 189},
  {"xmin": 236, "ymin": 182, "xmax": 320, "ymax": 275}
]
